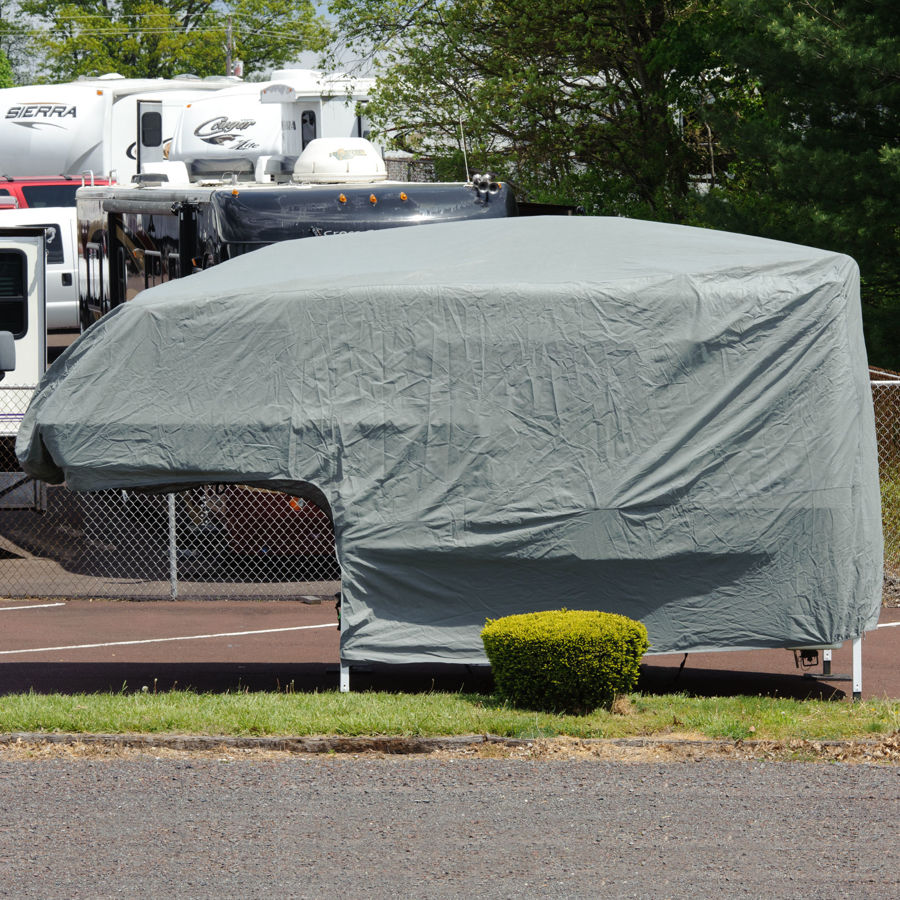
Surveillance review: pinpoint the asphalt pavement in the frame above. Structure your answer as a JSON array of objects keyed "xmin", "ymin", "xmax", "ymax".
[{"xmin": 0, "ymin": 755, "xmax": 897, "ymax": 898}]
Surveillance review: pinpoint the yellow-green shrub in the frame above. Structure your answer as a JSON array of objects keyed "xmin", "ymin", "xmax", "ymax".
[{"xmin": 481, "ymin": 609, "xmax": 649, "ymax": 714}]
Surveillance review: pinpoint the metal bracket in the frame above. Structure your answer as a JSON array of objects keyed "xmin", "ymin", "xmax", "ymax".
[{"xmin": 799, "ymin": 639, "xmax": 863, "ymax": 698}]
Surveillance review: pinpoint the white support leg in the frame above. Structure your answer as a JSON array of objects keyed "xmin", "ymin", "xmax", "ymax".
[
  {"xmin": 852, "ymin": 636, "xmax": 862, "ymax": 701},
  {"xmin": 336, "ymin": 589, "xmax": 349, "ymax": 692},
  {"xmin": 822, "ymin": 648, "xmax": 832, "ymax": 677}
]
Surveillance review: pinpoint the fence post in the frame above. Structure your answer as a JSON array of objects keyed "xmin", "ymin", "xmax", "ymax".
[{"xmin": 168, "ymin": 493, "xmax": 178, "ymax": 599}]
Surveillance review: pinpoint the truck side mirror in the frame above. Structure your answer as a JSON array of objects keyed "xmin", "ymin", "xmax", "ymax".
[{"xmin": 0, "ymin": 331, "xmax": 15, "ymax": 382}]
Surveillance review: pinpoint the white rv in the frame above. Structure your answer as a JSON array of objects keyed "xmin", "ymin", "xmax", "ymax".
[
  {"xmin": 162, "ymin": 69, "xmax": 376, "ymax": 183},
  {"xmin": 0, "ymin": 74, "xmax": 236, "ymax": 181}
]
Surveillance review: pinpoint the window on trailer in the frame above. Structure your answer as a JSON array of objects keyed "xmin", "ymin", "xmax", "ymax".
[{"xmin": 0, "ymin": 250, "xmax": 28, "ymax": 338}]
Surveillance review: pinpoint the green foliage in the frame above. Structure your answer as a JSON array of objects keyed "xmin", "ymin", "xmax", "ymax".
[
  {"xmin": 18, "ymin": 0, "xmax": 332, "ymax": 80},
  {"xmin": 327, "ymin": 0, "xmax": 704, "ymax": 220},
  {"xmin": 0, "ymin": 0, "xmax": 32, "ymax": 83},
  {"xmin": 0, "ymin": 49, "xmax": 13, "ymax": 88},
  {"xmin": 688, "ymin": 0, "xmax": 900, "ymax": 368},
  {"xmin": 481, "ymin": 609, "xmax": 649, "ymax": 714},
  {"xmin": 328, "ymin": 0, "xmax": 900, "ymax": 366}
]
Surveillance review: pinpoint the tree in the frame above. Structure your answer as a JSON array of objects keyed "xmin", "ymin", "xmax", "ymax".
[
  {"xmin": 19, "ymin": 0, "xmax": 332, "ymax": 80},
  {"xmin": 0, "ymin": 50, "xmax": 12, "ymax": 87},
  {"xmin": 328, "ymin": 0, "xmax": 899, "ymax": 366},
  {"xmin": 327, "ymin": 0, "xmax": 708, "ymax": 220},
  {"xmin": 688, "ymin": 0, "xmax": 900, "ymax": 367},
  {"xmin": 1, "ymin": 1, "xmax": 36, "ymax": 82}
]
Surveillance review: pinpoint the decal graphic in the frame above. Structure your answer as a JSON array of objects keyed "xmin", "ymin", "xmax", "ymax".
[
  {"xmin": 194, "ymin": 116, "xmax": 259, "ymax": 151},
  {"xmin": 6, "ymin": 104, "xmax": 77, "ymax": 128},
  {"xmin": 126, "ymin": 139, "xmax": 173, "ymax": 161}
]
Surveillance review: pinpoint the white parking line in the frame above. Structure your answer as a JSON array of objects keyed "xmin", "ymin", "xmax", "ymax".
[
  {"xmin": 0, "ymin": 602, "xmax": 67, "ymax": 612},
  {"xmin": 0, "ymin": 623, "xmax": 336, "ymax": 656}
]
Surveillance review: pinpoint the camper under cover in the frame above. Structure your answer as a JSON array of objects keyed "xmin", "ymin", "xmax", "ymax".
[{"xmin": 16, "ymin": 217, "xmax": 883, "ymax": 662}]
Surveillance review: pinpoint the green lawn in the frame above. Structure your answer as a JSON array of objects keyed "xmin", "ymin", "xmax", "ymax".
[{"xmin": 1, "ymin": 690, "xmax": 897, "ymax": 742}]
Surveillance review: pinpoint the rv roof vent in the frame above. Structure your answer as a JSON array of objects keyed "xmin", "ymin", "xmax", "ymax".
[{"xmin": 293, "ymin": 138, "xmax": 387, "ymax": 184}]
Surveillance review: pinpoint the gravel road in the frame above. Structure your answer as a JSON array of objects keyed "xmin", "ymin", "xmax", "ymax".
[{"xmin": 0, "ymin": 755, "xmax": 897, "ymax": 898}]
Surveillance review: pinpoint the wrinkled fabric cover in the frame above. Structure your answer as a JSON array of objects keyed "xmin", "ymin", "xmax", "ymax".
[{"xmin": 17, "ymin": 217, "xmax": 883, "ymax": 661}]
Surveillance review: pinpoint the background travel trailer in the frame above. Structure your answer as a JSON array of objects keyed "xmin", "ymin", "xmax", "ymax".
[
  {"xmin": 0, "ymin": 74, "xmax": 236, "ymax": 182},
  {"xmin": 163, "ymin": 69, "xmax": 376, "ymax": 183},
  {"xmin": 0, "ymin": 69, "xmax": 374, "ymax": 186}
]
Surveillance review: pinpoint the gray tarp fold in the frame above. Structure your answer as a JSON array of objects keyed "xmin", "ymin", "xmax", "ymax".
[{"xmin": 17, "ymin": 217, "xmax": 883, "ymax": 661}]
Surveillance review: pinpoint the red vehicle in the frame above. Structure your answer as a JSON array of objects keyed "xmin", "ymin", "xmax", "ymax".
[{"xmin": 0, "ymin": 175, "xmax": 110, "ymax": 209}]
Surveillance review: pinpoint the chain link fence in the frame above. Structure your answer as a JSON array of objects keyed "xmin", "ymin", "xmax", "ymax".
[
  {"xmin": 872, "ymin": 372, "xmax": 900, "ymax": 596},
  {"xmin": 1, "ymin": 386, "xmax": 339, "ymax": 600},
  {"xmin": 3, "ymin": 378, "xmax": 900, "ymax": 601}
]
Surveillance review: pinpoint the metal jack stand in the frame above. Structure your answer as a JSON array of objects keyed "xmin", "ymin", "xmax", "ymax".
[
  {"xmin": 797, "ymin": 637, "xmax": 863, "ymax": 700},
  {"xmin": 336, "ymin": 590, "xmax": 350, "ymax": 692}
]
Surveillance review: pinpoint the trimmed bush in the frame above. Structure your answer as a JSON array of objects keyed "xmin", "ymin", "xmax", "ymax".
[{"xmin": 481, "ymin": 609, "xmax": 649, "ymax": 714}]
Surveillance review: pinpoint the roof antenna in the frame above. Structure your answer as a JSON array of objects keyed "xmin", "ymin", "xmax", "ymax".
[{"xmin": 459, "ymin": 116, "xmax": 470, "ymax": 183}]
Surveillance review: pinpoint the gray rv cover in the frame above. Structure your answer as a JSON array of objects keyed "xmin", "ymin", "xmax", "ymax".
[{"xmin": 17, "ymin": 217, "xmax": 882, "ymax": 662}]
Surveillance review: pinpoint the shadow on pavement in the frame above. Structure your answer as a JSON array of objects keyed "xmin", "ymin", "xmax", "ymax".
[
  {"xmin": 0, "ymin": 660, "xmax": 846, "ymax": 700},
  {"xmin": 0, "ymin": 662, "xmax": 495, "ymax": 696},
  {"xmin": 637, "ymin": 662, "xmax": 846, "ymax": 701}
]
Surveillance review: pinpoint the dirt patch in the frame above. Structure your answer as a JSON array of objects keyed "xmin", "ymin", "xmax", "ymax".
[
  {"xmin": 444, "ymin": 733, "xmax": 900, "ymax": 765},
  {"xmin": 2, "ymin": 732, "xmax": 899, "ymax": 765}
]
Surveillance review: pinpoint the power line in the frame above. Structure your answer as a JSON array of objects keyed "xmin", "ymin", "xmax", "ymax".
[
  {"xmin": 14, "ymin": 25, "xmax": 313, "ymax": 40},
  {"xmin": 53, "ymin": 13, "xmax": 316, "ymax": 25}
]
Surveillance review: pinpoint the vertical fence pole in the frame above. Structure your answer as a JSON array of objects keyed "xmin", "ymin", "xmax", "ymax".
[{"xmin": 168, "ymin": 493, "xmax": 178, "ymax": 600}]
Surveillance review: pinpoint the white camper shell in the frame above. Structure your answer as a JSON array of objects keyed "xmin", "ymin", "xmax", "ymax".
[{"xmin": 0, "ymin": 74, "xmax": 236, "ymax": 182}]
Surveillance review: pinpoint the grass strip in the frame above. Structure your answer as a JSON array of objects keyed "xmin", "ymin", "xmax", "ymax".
[{"xmin": 0, "ymin": 691, "xmax": 898, "ymax": 742}]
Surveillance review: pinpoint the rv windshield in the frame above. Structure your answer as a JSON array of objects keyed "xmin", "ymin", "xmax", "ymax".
[{"xmin": 21, "ymin": 185, "xmax": 80, "ymax": 208}]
